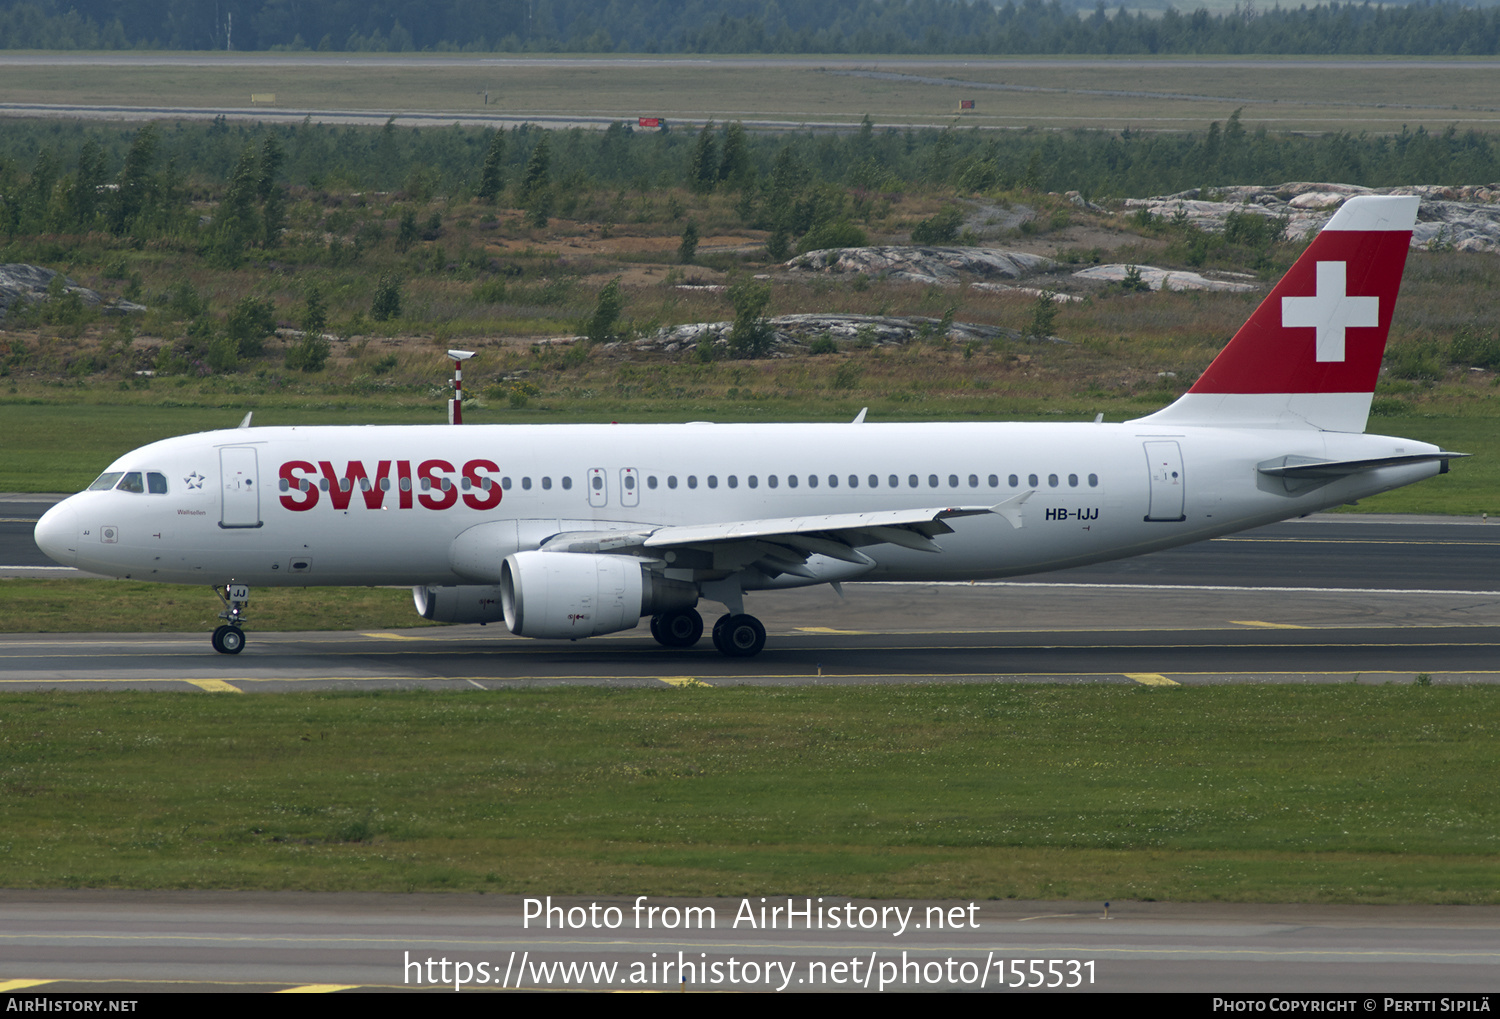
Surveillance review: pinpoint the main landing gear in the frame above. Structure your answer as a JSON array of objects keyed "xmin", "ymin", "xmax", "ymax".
[
  {"xmin": 648, "ymin": 607, "xmax": 767, "ymax": 657},
  {"xmin": 211, "ymin": 584, "xmax": 250, "ymax": 655}
]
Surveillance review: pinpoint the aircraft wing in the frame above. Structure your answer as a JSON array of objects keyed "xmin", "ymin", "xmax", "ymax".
[{"xmin": 538, "ymin": 492, "xmax": 1033, "ymax": 577}]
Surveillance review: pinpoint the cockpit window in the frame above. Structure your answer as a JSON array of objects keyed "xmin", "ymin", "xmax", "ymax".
[
  {"xmin": 115, "ymin": 472, "xmax": 145, "ymax": 494},
  {"xmin": 147, "ymin": 472, "xmax": 168, "ymax": 494},
  {"xmin": 88, "ymin": 472, "xmax": 124, "ymax": 492}
]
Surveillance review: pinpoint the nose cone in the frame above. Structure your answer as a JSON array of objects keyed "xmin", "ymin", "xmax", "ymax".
[{"xmin": 34, "ymin": 500, "xmax": 79, "ymax": 567}]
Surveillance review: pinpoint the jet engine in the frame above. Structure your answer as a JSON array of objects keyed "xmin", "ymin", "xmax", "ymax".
[
  {"xmin": 499, "ymin": 550, "xmax": 696, "ymax": 639},
  {"xmin": 412, "ymin": 584, "xmax": 506, "ymax": 624}
]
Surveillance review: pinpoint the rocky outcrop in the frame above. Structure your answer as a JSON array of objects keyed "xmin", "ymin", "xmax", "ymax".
[
  {"xmin": 613, "ymin": 313, "xmax": 1060, "ymax": 356},
  {"xmin": 786, "ymin": 246, "xmax": 1058, "ymax": 286},
  {"xmin": 1071, "ymin": 264, "xmax": 1258, "ymax": 293},
  {"xmin": 1124, "ymin": 182, "xmax": 1500, "ymax": 253},
  {"xmin": 0, "ymin": 264, "xmax": 145, "ymax": 316}
]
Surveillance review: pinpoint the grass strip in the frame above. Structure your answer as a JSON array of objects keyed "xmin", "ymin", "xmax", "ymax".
[
  {"xmin": 0, "ymin": 580, "xmax": 435, "ymax": 633},
  {"xmin": 0, "ymin": 685, "xmax": 1494, "ymax": 902}
]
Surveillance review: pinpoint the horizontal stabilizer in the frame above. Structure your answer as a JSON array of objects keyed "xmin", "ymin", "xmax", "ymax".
[{"xmin": 1257, "ymin": 451, "xmax": 1468, "ymax": 479}]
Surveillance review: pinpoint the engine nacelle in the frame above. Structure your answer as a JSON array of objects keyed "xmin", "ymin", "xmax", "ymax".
[
  {"xmin": 499, "ymin": 550, "xmax": 696, "ymax": 639},
  {"xmin": 412, "ymin": 584, "xmax": 506, "ymax": 624}
]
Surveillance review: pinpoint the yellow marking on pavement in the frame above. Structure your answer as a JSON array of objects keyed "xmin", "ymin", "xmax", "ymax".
[
  {"xmin": 0, "ymin": 980, "xmax": 55, "ymax": 991},
  {"xmin": 659, "ymin": 676, "xmax": 711, "ymax": 688},
  {"xmin": 1230, "ymin": 620, "xmax": 1308, "ymax": 629},
  {"xmin": 186, "ymin": 678, "xmax": 242, "ymax": 693},
  {"xmin": 1125, "ymin": 673, "xmax": 1179, "ymax": 686},
  {"xmin": 276, "ymin": 984, "xmax": 358, "ymax": 993},
  {"xmin": 796, "ymin": 626, "xmax": 873, "ymax": 634},
  {"xmin": 362, "ymin": 632, "xmax": 430, "ymax": 640}
]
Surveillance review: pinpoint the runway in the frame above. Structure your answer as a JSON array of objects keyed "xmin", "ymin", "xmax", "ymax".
[
  {"xmin": 5, "ymin": 503, "xmax": 1500, "ymax": 689},
  {"xmin": 1, "ymin": 891, "xmax": 1497, "ymax": 994}
]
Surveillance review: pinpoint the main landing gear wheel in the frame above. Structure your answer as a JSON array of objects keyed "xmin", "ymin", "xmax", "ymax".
[
  {"xmin": 651, "ymin": 608, "xmax": 704, "ymax": 648},
  {"xmin": 211, "ymin": 624, "xmax": 245, "ymax": 655},
  {"xmin": 711, "ymin": 613, "xmax": 766, "ymax": 658}
]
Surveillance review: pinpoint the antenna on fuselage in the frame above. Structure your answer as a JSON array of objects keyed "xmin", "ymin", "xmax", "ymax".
[{"xmin": 447, "ymin": 349, "xmax": 475, "ymax": 424}]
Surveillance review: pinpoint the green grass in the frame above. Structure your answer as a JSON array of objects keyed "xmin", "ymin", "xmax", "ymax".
[
  {"xmin": 0, "ymin": 685, "xmax": 1494, "ymax": 901},
  {"xmin": 1, "ymin": 55, "xmax": 1497, "ymax": 134},
  {"xmin": 0, "ymin": 580, "xmax": 435, "ymax": 633}
]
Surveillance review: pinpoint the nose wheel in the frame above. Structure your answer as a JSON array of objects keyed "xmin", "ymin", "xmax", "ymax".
[
  {"xmin": 211, "ymin": 584, "xmax": 251, "ymax": 655},
  {"xmin": 211, "ymin": 624, "xmax": 245, "ymax": 654}
]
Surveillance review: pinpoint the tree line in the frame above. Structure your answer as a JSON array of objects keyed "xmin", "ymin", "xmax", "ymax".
[
  {"xmin": 5, "ymin": 0, "xmax": 1500, "ymax": 56},
  {"xmin": 4, "ymin": 114, "xmax": 1499, "ymax": 236}
]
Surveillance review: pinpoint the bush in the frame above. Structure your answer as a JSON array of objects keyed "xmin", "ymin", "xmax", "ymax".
[
  {"xmin": 286, "ymin": 334, "xmax": 331, "ymax": 373},
  {"xmin": 371, "ymin": 274, "xmax": 403, "ymax": 322},
  {"xmin": 727, "ymin": 276, "xmax": 774, "ymax": 359},
  {"xmin": 585, "ymin": 276, "xmax": 626, "ymax": 343},
  {"xmin": 798, "ymin": 219, "xmax": 866, "ymax": 254},
  {"xmin": 226, "ymin": 297, "xmax": 276, "ymax": 358},
  {"xmin": 911, "ymin": 205, "xmax": 964, "ymax": 245},
  {"xmin": 1449, "ymin": 328, "xmax": 1500, "ymax": 369}
]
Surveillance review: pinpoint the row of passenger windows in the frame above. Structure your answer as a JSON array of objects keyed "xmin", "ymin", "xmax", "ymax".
[
  {"xmin": 492, "ymin": 472, "xmax": 1102, "ymax": 492},
  {"xmin": 89, "ymin": 471, "xmax": 169, "ymax": 494}
]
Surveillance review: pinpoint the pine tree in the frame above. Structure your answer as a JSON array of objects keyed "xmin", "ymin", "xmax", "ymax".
[{"xmin": 478, "ymin": 129, "xmax": 506, "ymax": 203}]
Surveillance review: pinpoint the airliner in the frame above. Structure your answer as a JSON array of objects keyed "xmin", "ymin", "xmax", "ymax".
[{"xmin": 33, "ymin": 195, "xmax": 1462, "ymax": 657}]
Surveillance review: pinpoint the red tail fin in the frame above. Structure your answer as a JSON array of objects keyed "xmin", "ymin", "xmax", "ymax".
[{"xmin": 1132, "ymin": 195, "xmax": 1418, "ymax": 432}]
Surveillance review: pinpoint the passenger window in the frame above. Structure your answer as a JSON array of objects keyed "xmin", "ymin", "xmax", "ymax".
[
  {"xmin": 747, "ymin": 476, "xmax": 757, "ymax": 489},
  {"xmin": 647, "ymin": 476, "xmax": 658, "ymax": 490},
  {"xmin": 116, "ymin": 472, "xmax": 145, "ymax": 494},
  {"xmin": 147, "ymin": 472, "xmax": 168, "ymax": 494},
  {"xmin": 968, "ymin": 474, "xmax": 979, "ymax": 488},
  {"xmin": 400, "ymin": 477, "xmax": 412, "ymax": 492},
  {"xmin": 1088, "ymin": 474, "xmax": 1099, "ymax": 487},
  {"xmin": 591, "ymin": 475, "xmax": 603, "ymax": 491},
  {"xmin": 420, "ymin": 478, "xmax": 431, "ymax": 491},
  {"xmin": 88, "ymin": 472, "xmax": 124, "ymax": 491},
  {"xmin": 1009, "ymin": 475, "xmax": 1019, "ymax": 487},
  {"xmin": 381, "ymin": 477, "xmax": 392, "ymax": 491},
  {"xmin": 928, "ymin": 475, "xmax": 938, "ymax": 488},
  {"xmin": 708, "ymin": 475, "xmax": 718, "ymax": 489},
  {"xmin": 361, "ymin": 478, "xmax": 374, "ymax": 492},
  {"xmin": 624, "ymin": 475, "xmax": 635, "ymax": 491},
  {"xmin": 522, "ymin": 478, "xmax": 532, "ymax": 491},
  {"xmin": 542, "ymin": 477, "xmax": 552, "ymax": 490},
  {"xmin": 441, "ymin": 478, "xmax": 452, "ymax": 491},
  {"xmin": 948, "ymin": 475, "xmax": 958, "ymax": 488},
  {"xmin": 458, "ymin": 477, "xmax": 470, "ymax": 491},
  {"xmin": 688, "ymin": 476, "xmax": 698, "ymax": 489},
  {"xmin": 787, "ymin": 475, "xmax": 797, "ymax": 488},
  {"xmin": 1048, "ymin": 474, "xmax": 1059, "ymax": 487},
  {"xmin": 1068, "ymin": 474, "xmax": 1078, "ymax": 487},
  {"xmin": 768, "ymin": 475, "xmax": 778, "ymax": 488},
  {"xmin": 341, "ymin": 478, "xmax": 353, "ymax": 492},
  {"xmin": 909, "ymin": 475, "xmax": 918, "ymax": 488},
  {"xmin": 828, "ymin": 475, "xmax": 838, "ymax": 488},
  {"xmin": 808, "ymin": 475, "xmax": 818, "ymax": 488},
  {"xmin": 1028, "ymin": 474, "xmax": 1039, "ymax": 488},
  {"xmin": 279, "ymin": 478, "xmax": 289, "ymax": 492},
  {"xmin": 988, "ymin": 475, "xmax": 999, "ymax": 488},
  {"xmin": 562, "ymin": 477, "xmax": 573, "ymax": 490},
  {"xmin": 299, "ymin": 479, "xmax": 310, "ymax": 491},
  {"xmin": 888, "ymin": 475, "xmax": 898, "ymax": 488},
  {"xmin": 668, "ymin": 476, "xmax": 678, "ymax": 489}
]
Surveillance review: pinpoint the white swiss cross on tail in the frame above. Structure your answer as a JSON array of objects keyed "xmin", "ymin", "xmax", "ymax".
[
  {"xmin": 1282, "ymin": 261, "xmax": 1380, "ymax": 363},
  {"xmin": 1131, "ymin": 194, "xmax": 1419, "ymax": 434}
]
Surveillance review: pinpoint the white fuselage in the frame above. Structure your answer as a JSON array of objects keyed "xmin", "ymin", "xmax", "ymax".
[{"xmin": 36, "ymin": 420, "xmax": 1442, "ymax": 589}]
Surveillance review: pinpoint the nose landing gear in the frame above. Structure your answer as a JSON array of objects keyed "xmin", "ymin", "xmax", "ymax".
[{"xmin": 211, "ymin": 584, "xmax": 250, "ymax": 654}]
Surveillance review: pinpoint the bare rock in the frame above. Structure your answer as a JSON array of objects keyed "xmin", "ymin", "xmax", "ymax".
[
  {"xmin": 0, "ymin": 264, "xmax": 145, "ymax": 316},
  {"xmin": 786, "ymin": 246, "xmax": 1058, "ymax": 286},
  {"xmin": 1124, "ymin": 182, "xmax": 1500, "ymax": 252},
  {"xmin": 1072, "ymin": 264, "xmax": 1259, "ymax": 293}
]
